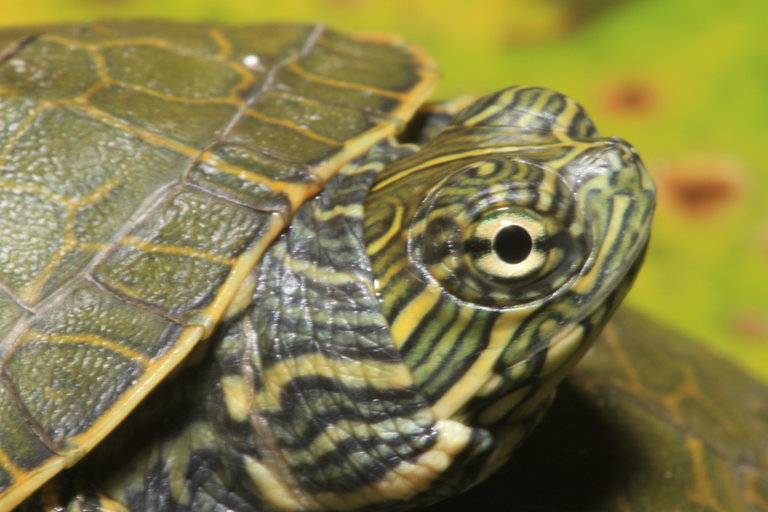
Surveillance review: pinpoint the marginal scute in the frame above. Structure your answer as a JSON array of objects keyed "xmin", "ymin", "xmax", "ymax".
[
  {"xmin": 251, "ymin": 90, "xmax": 375, "ymax": 143},
  {"xmin": 5, "ymin": 341, "xmax": 142, "ymax": 441},
  {"xmin": 32, "ymin": 283, "xmax": 180, "ymax": 360},
  {"xmin": 92, "ymin": 188, "xmax": 275, "ymax": 315},
  {"xmin": 225, "ymin": 114, "xmax": 340, "ymax": 165},
  {"xmin": 274, "ymin": 66, "xmax": 403, "ymax": 117},
  {"xmin": 187, "ymin": 155, "xmax": 295, "ymax": 215},
  {"xmin": 0, "ymin": 381, "xmax": 55, "ymax": 471}
]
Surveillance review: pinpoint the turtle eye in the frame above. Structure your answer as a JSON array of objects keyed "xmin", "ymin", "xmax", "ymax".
[
  {"xmin": 412, "ymin": 159, "xmax": 590, "ymax": 308},
  {"xmin": 493, "ymin": 225, "xmax": 532, "ymax": 264},
  {"xmin": 466, "ymin": 212, "xmax": 546, "ymax": 282}
]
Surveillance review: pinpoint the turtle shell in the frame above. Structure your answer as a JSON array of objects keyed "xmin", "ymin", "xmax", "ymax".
[{"xmin": 0, "ymin": 20, "xmax": 436, "ymax": 508}]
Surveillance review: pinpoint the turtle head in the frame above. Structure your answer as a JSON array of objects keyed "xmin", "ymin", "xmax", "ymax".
[{"xmin": 364, "ymin": 87, "xmax": 655, "ymax": 433}]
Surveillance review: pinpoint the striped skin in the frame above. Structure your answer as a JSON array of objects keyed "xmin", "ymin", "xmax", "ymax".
[
  {"xmin": 423, "ymin": 308, "xmax": 768, "ymax": 512},
  {"xmin": 0, "ymin": 21, "xmax": 436, "ymax": 509},
  {"xmin": 363, "ymin": 87, "xmax": 655, "ymax": 446}
]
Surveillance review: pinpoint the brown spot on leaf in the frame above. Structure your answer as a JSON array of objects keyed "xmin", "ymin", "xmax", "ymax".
[
  {"xmin": 757, "ymin": 225, "xmax": 768, "ymax": 259},
  {"xmin": 561, "ymin": 0, "xmax": 637, "ymax": 30},
  {"xmin": 602, "ymin": 79, "xmax": 658, "ymax": 115},
  {"xmin": 730, "ymin": 311, "xmax": 768, "ymax": 341},
  {"xmin": 654, "ymin": 155, "xmax": 746, "ymax": 220}
]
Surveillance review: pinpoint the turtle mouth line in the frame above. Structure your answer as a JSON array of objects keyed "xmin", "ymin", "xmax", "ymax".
[{"xmin": 481, "ymin": 322, "xmax": 589, "ymax": 424}]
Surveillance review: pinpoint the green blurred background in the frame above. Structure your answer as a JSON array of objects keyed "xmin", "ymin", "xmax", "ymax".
[{"xmin": 3, "ymin": 0, "xmax": 767, "ymax": 379}]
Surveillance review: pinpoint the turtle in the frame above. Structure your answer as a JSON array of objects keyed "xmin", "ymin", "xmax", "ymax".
[{"xmin": 2, "ymin": 18, "xmax": 748, "ymax": 512}]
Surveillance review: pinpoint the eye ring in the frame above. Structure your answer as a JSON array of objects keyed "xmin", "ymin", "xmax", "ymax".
[
  {"xmin": 410, "ymin": 158, "xmax": 590, "ymax": 308},
  {"xmin": 466, "ymin": 211, "xmax": 549, "ymax": 283}
]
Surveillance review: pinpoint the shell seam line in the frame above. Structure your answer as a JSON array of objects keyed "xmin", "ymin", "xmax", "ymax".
[
  {"xmin": 0, "ymin": 368, "xmax": 61, "ymax": 455},
  {"xmin": 0, "ymin": 34, "xmax": 37, "ymax": 64},
  {"xmin": 180, "ymin": 23, "xmax": 327, "ymax": 187},
  {"xmin": 86, "ymin": 274, "xmax": 184, "ymax": 326},
  {"xmin": 185, "ymin": 181, "xmax": 288, "ymax": 215},
  {"xmin": 0, "ymin": 281, "xmax": 35, "ymax": 316}
]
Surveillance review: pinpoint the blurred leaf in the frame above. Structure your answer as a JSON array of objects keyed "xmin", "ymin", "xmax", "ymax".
[{"xmin": 2, "ymin": 0, "xmax": 767, "ymax": 379}]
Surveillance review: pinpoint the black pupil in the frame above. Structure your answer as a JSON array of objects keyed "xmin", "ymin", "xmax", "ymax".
[{"xmin": 493, "ymin": 225, "xmax": 533, "ymax": 264}]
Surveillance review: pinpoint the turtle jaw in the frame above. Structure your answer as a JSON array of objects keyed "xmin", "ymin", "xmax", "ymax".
[{"xmin": 468, "ymin": 243, "xmax": 650, "ymax": 487}]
